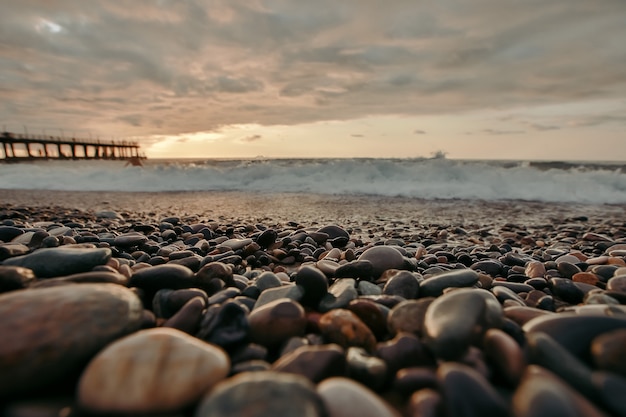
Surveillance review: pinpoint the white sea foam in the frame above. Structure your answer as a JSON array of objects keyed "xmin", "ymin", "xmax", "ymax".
[{"xmin": 1, "ymin": 158, "xmax": 625, "ymax": 204}]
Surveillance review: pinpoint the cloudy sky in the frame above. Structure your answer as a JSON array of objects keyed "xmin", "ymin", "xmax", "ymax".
[{"xmin": 1, "ymin": 0, "xmax": 625, "ymax": 160}]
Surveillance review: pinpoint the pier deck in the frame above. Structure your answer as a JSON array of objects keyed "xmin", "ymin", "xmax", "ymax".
[{"xmin": 0, "ymin": 131, "xmax": 146, "ymax": 163}]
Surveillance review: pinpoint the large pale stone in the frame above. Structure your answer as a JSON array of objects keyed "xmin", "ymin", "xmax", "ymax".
[{"xmin": 78, "ymin": 327, "xmax": 230, "ymax": 414}]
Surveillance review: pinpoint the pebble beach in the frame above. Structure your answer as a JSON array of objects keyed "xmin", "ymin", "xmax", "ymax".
[{"xmin": 1, "ymin": 189, "xmax": 626, "ymax": 417}]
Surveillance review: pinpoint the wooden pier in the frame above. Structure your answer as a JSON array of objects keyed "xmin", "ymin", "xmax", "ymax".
[{"xmin": 0, "ymin": 131, "xmax": 146, "ymax": 164}]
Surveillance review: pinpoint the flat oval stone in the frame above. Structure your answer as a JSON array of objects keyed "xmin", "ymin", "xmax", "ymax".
[
  {"xmin": 195, "ymin": 371, "xmax": 327, "ymax": 417},
  {"xmin": 129, "ymin": 264, "xmax": 195, "ymax": 291},
  {"xmin": 249, "ymin": 298, "xmax": 306, "ymax": 348},
  {"xmin": 113, "ymin": 233, "xmax": 148, "ymax": 248},
  {"xmin": 78, "ymin": 328, "xmax": 229, "ymax": 414},
  {"xmin": 319, "ymin": 309, "xmax": 377, "ymax": 352},
  {"xmin": 424, "ymin": 288, "xmax": 503, "ymax": 360},
  {"xmin": 272, "ymin": 344, "xmax": 346, "ymax": 383},
  {"xmin": 3, "ymin": 247, "xmax": 112, "ymax": 278},
  {"xmin": 317, "ymin": 377, "xmax": 400, "ymax": 417},
  {"xmin": 30, "ymin": 271, "xmax": 128, "ymax": 288},
  {"xmin": 419, "ymin": 269, "xmax": 479, "ymax": 297},
  {"xmin": 358, "ymin": 246, "xmax": 405, "ymax": 278},
  {"xmin": 0, "ymin": 283, "xmax": 144, "ymax": 397}
]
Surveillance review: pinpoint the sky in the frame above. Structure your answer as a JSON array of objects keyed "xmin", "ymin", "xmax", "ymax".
[{"xmin": 1, "ymin": 0, "xmax": 625, "ymax": 160}]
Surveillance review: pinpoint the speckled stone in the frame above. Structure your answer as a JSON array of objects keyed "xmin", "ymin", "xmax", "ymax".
[
  {"xmin": 78, "ymin": 328, "xmax": 229, "ymax": 414},
  {"xmin": 319, "ymin": 309, "xmax": 377, "ymax": 352},
  {"xmin": 0, "ymin": 284, "xmax": 144, "ymax": 398}
]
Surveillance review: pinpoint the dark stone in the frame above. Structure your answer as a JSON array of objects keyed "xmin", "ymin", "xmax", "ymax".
[
  {"xmin": 549, "ymin": 278, "xmax": 585, "ymax": 304},
  {"xmin": 424, "ymin": 288, "xmax": 503, "ymax": 360},
  {"xmin": 382, "ymin": 270, "xmax": 419, "ymax": 299},
  {"xmin": 376, "ymin": 332, "xmax": 433, "ymax": 377},
  {"xmin": 346, "ymin": 347, "xmax": 387, "ymax": 390},
  {"xmin": 162, "ymin": 296, "xmax": 207, "ymax": 335},
  {"xmin": 0, "ymin": 226, "xmax": 24, "ymax": 242},
  {"xmin": 294, "ymin": 265, "xmax": 328, "ymax": 307},
  {"xmin": 470, "ymin": 260, "xmax": 503, "ymax": 277},
  {"xmin": 129, "ymin": 264, "xmax": 195, "ymax": 291},
  {"xmin": 256, "ymin": 229, "xmax": 278, "ymax": 248},
  {"xmin": 420, "ymin": 269, "xmax": 479, "ymax": 297},
  {"xmin": 3, "ymin": 247, "xmax": 112, "ymax": 278},
  {"xmin": 523, "ymin": 313, "xmax": 626, "ymax": 361},
  {"xmin": 272, "ymin": 344, "xmax": 346, "ymax": 383},
  {"xmin": 438, "ymin": 362, "xmax": 509, "ymax": 417},
  {"xmin": 196, "ymin": 300, "xmax": 249, "ymax": 350},
  {"xmin": 334, "ymin": 260, "xmax": 375, "ymax": 280}
]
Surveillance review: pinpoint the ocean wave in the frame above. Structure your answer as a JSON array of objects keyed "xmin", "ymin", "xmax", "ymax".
[{"xmin": 1, "ymin": 158, "xmax": 625, "ymax": 204}]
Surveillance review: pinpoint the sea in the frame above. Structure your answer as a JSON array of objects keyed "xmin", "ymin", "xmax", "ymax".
[{"xmin": 1, "ymin": 157, "xmax": 626, "ymax": 204}]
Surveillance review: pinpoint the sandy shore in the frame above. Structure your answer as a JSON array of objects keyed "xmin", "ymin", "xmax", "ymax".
[{"xmin": 3, "ymin": 189, "xmax": 624, "ymax": 228}]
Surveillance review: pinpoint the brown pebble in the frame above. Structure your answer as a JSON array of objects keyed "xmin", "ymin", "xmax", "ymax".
[{"xmin": 319, "ymin": 309, "xmax": 377, "ymax": 352}]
